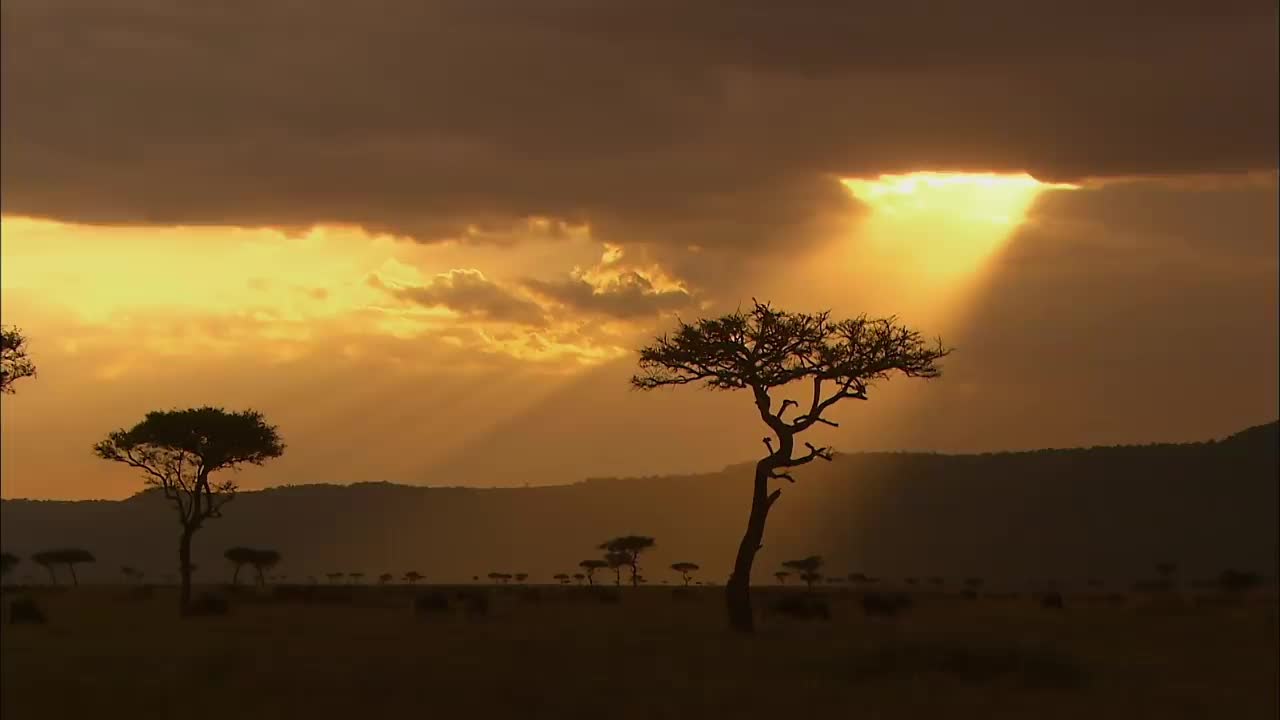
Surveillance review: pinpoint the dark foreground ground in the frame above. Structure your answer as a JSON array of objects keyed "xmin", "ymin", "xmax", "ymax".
[{"xmin": 2, "ymin": 584, "xmax": 1276, "ymax": 719}]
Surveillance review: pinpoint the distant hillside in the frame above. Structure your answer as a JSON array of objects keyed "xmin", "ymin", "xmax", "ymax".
[{"xmin": 1, "ymin": 422, "xmax": 1275, "ymax": 587}]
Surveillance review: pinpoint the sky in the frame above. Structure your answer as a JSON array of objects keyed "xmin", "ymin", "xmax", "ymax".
[{"xmin": 1, "ymin": 2, "xmax": 1277, "ymax": 499}]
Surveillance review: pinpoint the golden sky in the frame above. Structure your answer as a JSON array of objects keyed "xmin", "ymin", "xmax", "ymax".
[{"xmin": 1, "ymin": 3, "xmax": 1276, "ymax": 499}]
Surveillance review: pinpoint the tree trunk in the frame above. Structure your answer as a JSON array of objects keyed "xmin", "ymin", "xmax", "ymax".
[
  {"xmin": 67, "ymin": 563, "xmax": 78, "ymax": 587},
  {"xmin": 232, "ymin": 564, "xmax": 241, "ymax": 585},
  {"xmin": 178, "ymin": 527, "xmax": 195, "ymax": 614},
  {"xmin": 726, "ymin": 460, "xmax": 774, "ymax": 633},
  {"xmin": 630, "ymin": 561, "xmax": 639, "ymax": 587}
]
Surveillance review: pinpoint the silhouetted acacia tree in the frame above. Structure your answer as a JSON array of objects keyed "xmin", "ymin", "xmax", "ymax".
[
  {"xmin": 93, "ymin": 407, "xmax": 285, "ymax": 615},
  {"xmin": 250, "ymin": 550, "xmax": 281, "ymax": 586},
  {"xmin": 782, "ymin": 556, "xmax": 824, "ymax": 592},
  {"xmin": 33, "ymin": 548, "xmax": 95, "ymax": 586},
  {"xmin": 1, "ymin": 552, "xmax": 19, "ymax": 578},
  {"xmin": 326, "ymin": 572, "xmax": 343, "ymax": 584},
  {"xmin": 378, "ymin": 573, "xmax": 394, "ymax": 585},
  {"xmin": 1218, "ymin": 569, "xmax": 1262, "ymax": 593},
  {"xmin": 604, "ymin": 551, "xmax": 632, "ymax": 587},
  {"xmin": 670, "ymin": 562, "xmax": 700, "ymax": 586},
  {"xmin": 0, "ymin": 326, "xmax": 36, "ymax": 395},
  {"xmin": 348, "ymin": 572, "xmax": 364, "ymax": 584},
  {"xmin": 774, "ymin": 571, "xmax": 790, "ymax": 585},
  {"xmin": 632, "ymin": 301, "xmax": 948, "ymax": 632},
  {"xmin": 225, "ymin": 547, "xmax": 257, "ymax": 585},
  {"xmin": 578, "ymin": 559, "xmax": 608, "ymax": 586},
  {"xmin": 515, "ymin": 573, "xmax": 528, "ymax": 584},
  {"xmin": 403, "ymin": 571, "xmax": 424, "ymax": 585},
  {"xmin": 572, "ymin": 573, "xmax": 586, "ymax": 585},
  {"xmin": 34, "ymin": 554, "xmax": 58, "ymax": 586},
  {"xmin": 553, "ymin": 573, "xmax": 571, "ymax": 585},
  {"xmin": 488, "ymin": 572, "xmax": 512, "ymax": 584},
  {"xmin": 600, "ymin": 536, "xmax": 655, "ymax": 587}
]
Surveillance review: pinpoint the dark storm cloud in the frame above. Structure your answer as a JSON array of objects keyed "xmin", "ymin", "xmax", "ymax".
[
  {"xmin": 371, "ymin": 270, "xmax": 546, "ymax": 326},
  {"xmin": 2, "ymin": 1, "xmax": 1275, "ymax": 248}
]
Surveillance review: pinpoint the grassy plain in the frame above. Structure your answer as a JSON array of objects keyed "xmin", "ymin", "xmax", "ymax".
[{"xmin": 2, "ymin": 585, "xmax": 1276, "ymax": 719}]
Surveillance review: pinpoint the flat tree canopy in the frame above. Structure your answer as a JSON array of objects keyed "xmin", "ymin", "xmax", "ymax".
[
  {"xmin": 94, "ymin": 406, "xmax": 284, "ymax": 613},
  {"xmin": 633, "ymin": 301, "xmax": 947, "ymax": 632}
]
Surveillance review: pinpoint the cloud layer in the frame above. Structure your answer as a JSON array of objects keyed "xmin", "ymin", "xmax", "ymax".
[{"xmin": 3, "ymin": 1, "xmax": 1275, "ymax": 250}]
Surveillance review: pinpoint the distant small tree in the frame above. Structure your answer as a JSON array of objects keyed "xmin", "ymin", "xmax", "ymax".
[
  {"xmin": 904, "ymin": 577, "xmax": 917, "ymax": 586},
  {"xmin": 250, "ymin": 550, "xmax": 281, "ymax": 586},
  {"xmin": 121, "ymin": 565, "xmax": 144, "ymax": 583},
  {"xmin": 487, "ymin": 572, "xmax": 512, "ymax": 585},
  {"xmin": 774, "ymin": 571, "xmax": 790, "ymax": 585},
  {"xmin": 572, "ymin": 573, "xmax": 586, "ymax": 585},
  {"xmin": 515, "ymin": 573, "xmax": 529, "ymax": 584},
  {"xmin": 1218, "ymin": 569, "xmax": 1263, "ymax": 594},
  {"xmin": 600, "ymin": 536, "xmax": 655, "ymax": 587},
  {"xmin": 782, "ymin": 556, "xmax": 824, "ymax": 592},
  {"xmin": 632, "ymin": 302, "xmax": 947, "ymax": 631},
  {"xmin": 32, "ymin": 549, "xmax": 95, "ymax": 586},
  {"xmin": 93, "ymin": 406, "xmax": 285, "ymax": 614},
  {"xmin": 604, "ymin": 551, "xmax": 632, "ymax": 587},
  {"xmin": 1, "ymin": 326, "xmax": 37, "ymax": 394},
  {"xmin": 378, "ymin": 573, "xmax": 394, "ymax": 585},
  {"xmin": 348, "ymin": 572, "xmax": 364, "ymax": 585},
  {"xmin": 578, "ymin": 559, "xmax": 608, "ymax": 586},
  {"xmin": 224, "ymin": 547, "xmax": 257, "ymax": 585},
  {"xmin": 553, "ymin": 573, "xmax": 571, "ymax": 585},
  {"xmin": 326, "ymin": 572, "xmax": 343, "ymax": 584},
  {"xmin": 403, "ymin": 571, "xmax": 424, "ymax": 585},
  {"xmin": 670, "ymin": 562, "xmax": 700, "ymax": 587},
  {"xmin": 1, "ymin": 552, "xmax": 20, "ymax": 578}
]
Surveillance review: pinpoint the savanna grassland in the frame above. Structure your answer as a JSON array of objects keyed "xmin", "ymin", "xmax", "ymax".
[{"xmin": 3, "ymin": 585, "xmax": 1276, "ymax": 719}]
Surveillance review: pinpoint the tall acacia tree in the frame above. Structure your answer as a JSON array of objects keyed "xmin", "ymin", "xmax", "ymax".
[
  {"xmin": 0, "ymin": 326, "xmax": 36, "ymax": 395},
  {"xmin": 633, "ymin": 301, "xmax": 948, "ymax": 632},
  {"xmin": 93, "ymin": 407, "xmax": 285, "ymax": 614}
]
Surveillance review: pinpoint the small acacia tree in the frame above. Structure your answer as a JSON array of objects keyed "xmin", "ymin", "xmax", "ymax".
[
  {"xmin": 604, "ymin": 551, "xmax": 632, "ymax": 587},
  {"xmin": 1, "ymin": 552, "xmax": 20, "ymax": 578},
  {"xmin": 378, "ymin": 573, "xmax": 394, "ymax": 585},
  {"xmin": 251, "ymin": 550, "xmax": 281, "ymax": 586},
  {"xmin": 572, "ymin": 573, "xmax": 586, "ymax": 585},
  {"xmin": 225, "ymin": 547, "xmax": 257, "ymax": 585},
  {"xmin": 600, "ymin": 536, "xmax": 655, "ymax": 587},
  {"xmin": 774, "ymin": 571, "xmax": 790, "ymax": 585},
  {"xmin": 515, "ymin": 573, "xmax": 529, "ymax": 584},
  {"xmin": 33, "ymin": 548, "xmax": 96, "ymax": 586},
  {"xmin": 553, "ymin": 573, "xmax": 571, "ymax": 585},
  {"xmin": 578, "ymin": 559, "xmax": 608, "ymax": 586},
  {"xmin": 633, "ymin": 301, "xmax": 948, "ymax": 632},
  {"xmin": 670, "ymin": 562, "xmax": 700, "ymax": 587},
  {"xmin": 0, "ymin": 326, "xmax": 37, "ymax": 395},
  {"xmin": 403, "ymin": 571, "xmax": 424, "ymax": 584},
  {"xmin": 94, "ymin": 407, "xmax": 285, "ymax": 614},
  {"xmin": 782, "ymin": 556, "xmax": 824, "ymax": 592}
]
